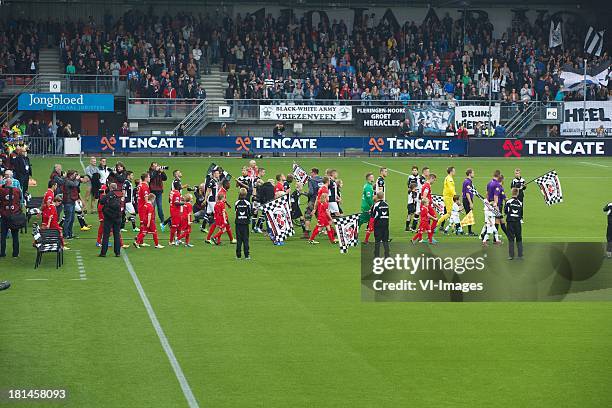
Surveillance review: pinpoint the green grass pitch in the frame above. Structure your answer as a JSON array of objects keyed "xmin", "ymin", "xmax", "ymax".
[{"xmin": 1, "ymin": 155, "xmax": 611, "ymax": 407}]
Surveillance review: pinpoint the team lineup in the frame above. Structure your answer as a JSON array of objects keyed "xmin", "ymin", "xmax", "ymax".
[{"xmin": 34, "ymin": 157, "xmax": 554, "ymax": 261}]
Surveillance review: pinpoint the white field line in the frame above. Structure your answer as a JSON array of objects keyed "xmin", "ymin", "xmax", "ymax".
[
  {"xmin": 81, "ymin": 155, "xmax": 198, "ymax": 406},
  {"xmin": 361, "ymin": 161, "xmax": 410, "ymax": 176},
  {"xmin": 75, "ymin": 250, "xmax": 87, "ymax": 281},
  {"xmin": 579, "ymin": 161, "xmax": 609, "ymax": 168},
  {"xmin": 121, "ymin": 252, "xmax": 199, "ymax": 408}
]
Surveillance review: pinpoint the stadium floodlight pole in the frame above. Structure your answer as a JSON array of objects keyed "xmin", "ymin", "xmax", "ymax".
[
  {"xmin": 583, "ymin": 58, "xmax": 587, "ymax": 137},
  {"xmin": 488, "ymin": 58, "xmax": 493, "ymax": 132}
]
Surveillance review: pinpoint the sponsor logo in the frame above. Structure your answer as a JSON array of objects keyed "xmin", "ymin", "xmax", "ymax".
[
  {"xmin": 100, "ymin": 135, "xmax": 116, "ymax": 151},
  {"xmin": 523, "ymin": 140, "xmax": 604, "ymax": 156},
  {"xmin": 503, "ymin": 139, "xmax": 523, "ymax": 157},
  {"xmin": 235, "ymin": 136, "xmax": 251, "ymax": 151}
]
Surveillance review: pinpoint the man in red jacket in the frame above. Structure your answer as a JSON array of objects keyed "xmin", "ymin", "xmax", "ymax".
[{"xmin": 163, "ymin": 82, "xmax": 177, "ymax": 117}]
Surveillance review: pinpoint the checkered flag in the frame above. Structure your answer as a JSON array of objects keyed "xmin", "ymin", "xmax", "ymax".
[
  {"xmin": 469, "ymin": 187, "xmax": 502, "ymax": 217},
  {"xmin": 291, "ymin": 163, "xmax": 310, "ymax": 185},
  {"xmin": 430, "ymin": 195, "xmax": 446, "ymax": 215},
  {"xmin": 534, "ymin": 170, "xmax": 563, "ymax": 206},
  {"xmin": 334, "ymin": 213, "xmax": 361, "ymax": 253},
  {"xmin": 261, "ymin": 194, "xmax": 294, "ymax": 241}
]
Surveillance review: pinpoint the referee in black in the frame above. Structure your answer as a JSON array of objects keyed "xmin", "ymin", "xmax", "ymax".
[
  {"xmin": 372, "ymin": 191, "xmax": 390, "ymax": 258},
  {"xmin": 235, "ymin": 188, "xmax": 252, "ymax": 259},
  {"xmin": 504, "ymin": 188, "xmax": 524, "ymax": 260}
]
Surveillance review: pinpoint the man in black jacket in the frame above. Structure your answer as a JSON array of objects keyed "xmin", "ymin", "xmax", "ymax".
[
  {"xmin": 0, "ymin": 178, "xmax": 22, "ymax": 258},
  {"xmin": 99, "ymin": 183, "xmax": 122, "ymax": 257},
  {"xmin": 234, "ymin": 188, "xmax": 252, "ymax": 259},
  {"xmin": 10, "ymin": 145, "xmax": 32, "ymax": 197}
]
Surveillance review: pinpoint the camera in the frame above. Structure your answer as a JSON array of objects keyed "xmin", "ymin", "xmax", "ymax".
[{"xmin": 160, "ymin": 165, "xmax": 169, "ymax": 170}]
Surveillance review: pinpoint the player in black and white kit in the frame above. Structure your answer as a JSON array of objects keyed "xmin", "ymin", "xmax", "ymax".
[
  {"xmin": 236, "ymin": 166, "xmax": 255, "ymax": 201},
  {"xmin": 250, "ymin": 167, "xmax": 265, "ymax": 232},
  {"xmin": 406, "ymin": 166, "xmax": 421, "ymax": 231},
  {"xmin": 123, "ymin": 170, "xmax": 138, "ymax": 231},
  {"xmin": 376, "ymin": 167, "xmax": 388, "ymax": 200},
  {"xmin": 205, "ymin": 168, "xmax": 220, "ymax": 227},
  {"xmin": 510, "ymin": 168, "xmax": 526, "ymax": 219},
  {"xmin": 327, "ymin": 169, "xmax": 341, "ymax": 216}
]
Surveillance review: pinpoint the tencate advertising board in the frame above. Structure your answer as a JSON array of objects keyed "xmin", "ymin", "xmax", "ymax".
[{"xmin": 469, "ymin": 138, "xmax": 611, "ymax": 157}]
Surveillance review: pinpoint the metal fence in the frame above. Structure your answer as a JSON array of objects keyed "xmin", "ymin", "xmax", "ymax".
[
  {"xmin": 0, "ymin": 74, "xmax": 127, "ymax": 95},
  {"xmin": 128, "ymin": 98, "xmax": 205, "ymax": 120}
]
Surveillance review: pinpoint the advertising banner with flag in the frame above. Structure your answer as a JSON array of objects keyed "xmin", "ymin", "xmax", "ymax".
[
  {"xmin": 533, "ymin": 170, "xmax": 563, "ymax": 206},
  {"xmin": 261, "ymin": 194, "xmax": 294, "ymax": 241},
  {"xmin": 334, "ymin": 214, "xmax": 361, "ymax": 253},
  {"xmin": 291, "ymin": 163, "xmax": 310, "ymax": 185}
]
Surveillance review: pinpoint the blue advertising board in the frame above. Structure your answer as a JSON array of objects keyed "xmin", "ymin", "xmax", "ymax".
[
  {"xmin": 18, "ymin": 93, "xmax": 114, "ymax": 112},
  {"xmin": 82, "ymin": 135, "xmax": 468, "ymax": 155}
]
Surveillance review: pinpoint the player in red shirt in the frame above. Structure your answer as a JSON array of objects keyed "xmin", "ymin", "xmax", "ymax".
[
  {"xmin": 206, "ymin": 193, "xmax": 236, "ymax": 244},
  {"xmin": 247, "ymin": 160, "xmax": 259, "ymax": 180},
  {"xmin": 177, "ymin": 194, "xmax": 194, "ymax": 247},
  {"xmin": 42, "ymin": 196, "xmax": 66, "ymax": 249},
  {"xmin": 44, "ymin": 180, "xmax": 56, "ymax": 206},
  {"xmin": 421, "ymin": 173, "xmax": 438, "ymax": 232},
  {"xmin": 411, "ymin": 198, "xmax": 437, "ymax": 244},
  {"xmin": 138, "ymin": 173, "xmax": 151, "ymax": 222},
  {"xmin": 168, "ymin": 188, "xmax": 183, "ymax": 245},
  {"xmin": 134, "ymin": 193, "xmax": 164, "ymax": 249},
  {"xmin": 274, "ymin": 174, "xmax": 286, "ymax": 195},
  {"xmin": 308, "ymin": 192, "xmax": 336, "ymax": 244}
]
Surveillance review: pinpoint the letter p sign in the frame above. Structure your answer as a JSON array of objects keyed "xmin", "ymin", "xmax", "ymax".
[{"xmin": 218, "ymin": 105, "xmax": 231, "ymax": 118}]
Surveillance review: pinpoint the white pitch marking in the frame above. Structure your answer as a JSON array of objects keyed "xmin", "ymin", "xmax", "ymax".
[
  {"xmin": 121, "ymin": 252, "xmax": 199, "ymax": 408},
  {"xmin": 361, "ymin": 161, "xmax": 410, "ymax": 176},
  {"xmin": 579, "ymin": 161, "xmax": 609, "ymax": 168},
  {"xmin": 25, "ymin": 278, "xmax": 49, "ymax": 281}
]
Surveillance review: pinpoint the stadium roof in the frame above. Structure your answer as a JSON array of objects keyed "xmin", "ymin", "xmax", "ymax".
[{"xmin": 0, "ymin": 0, "xmax": 600, "ymax": 7}]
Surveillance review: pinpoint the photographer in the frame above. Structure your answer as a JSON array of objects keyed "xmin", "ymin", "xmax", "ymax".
[
  {"xmin": 0, "ymin": 177, "xmax": 24, "ymax": 258},
  {"xmin": 107, "ymin": 162, "xmax": 128, "ymax": 186},
  {"xmin": 61, "ymin": 170, "xmax": 83, "ymax": 240},
  {"xmin": 148, "ymin": 162, "xmax": 168, "ymax": 229},
  {"xmin": 98, "ymin": 183, "xmax": 123, "ymax": 257}
]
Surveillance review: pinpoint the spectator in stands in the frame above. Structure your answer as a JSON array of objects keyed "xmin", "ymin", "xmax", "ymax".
[
  {"xmin": 457, "ymin": 124, "xmax": 469, "ymax": 140},
  {"xmin": 397, "ymin": 119, "xmax": 411, "ymax": 137},
  {"xmin": 273, "ymin": 123, "xmax": 285, "ymax": 138}
]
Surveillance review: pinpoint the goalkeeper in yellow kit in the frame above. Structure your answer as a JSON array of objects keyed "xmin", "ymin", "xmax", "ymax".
[{"xmin": 437, "ymin": 166, "xmax": 456, "ymax": 227}]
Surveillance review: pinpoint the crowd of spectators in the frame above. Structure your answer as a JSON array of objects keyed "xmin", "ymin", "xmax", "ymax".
[
  {"xmin": 59, "ymin": 11, "xmax": 210, "ymax": 100},
  {"xmin": 2, "ymin": 9, "xmax": 611, "ymax": 106},
  {"xmin": 221, "ymin": 10, "xmax": 610, "ymax": 105},
  {"xmin": 0, "ymin": 19, "xmax": 49, "ymax": 78}
]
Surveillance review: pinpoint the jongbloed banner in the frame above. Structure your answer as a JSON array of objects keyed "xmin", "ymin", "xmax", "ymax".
[
  {"xmin": 361, "ymin": 243, "xmax": 612, "ymax": 301},
  {"xmin": 18, "ymin": 93, "xmax": 114, "ymax": 111}
]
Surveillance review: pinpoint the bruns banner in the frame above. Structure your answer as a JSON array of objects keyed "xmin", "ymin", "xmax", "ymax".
[
  {"xmin": 81, "ymin": 135, "xmax": 467, "ymax": 155},
  {"xmin": 469, "ymin": 137, "xmax": 612, "ymax": 157},
  {"xmin": 18, "ymin": 93, "xmax": 114, "ymax": 112}
]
